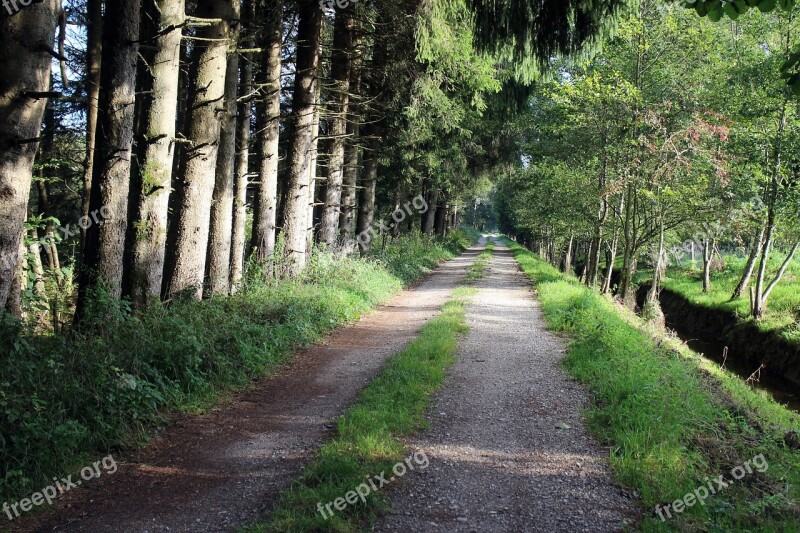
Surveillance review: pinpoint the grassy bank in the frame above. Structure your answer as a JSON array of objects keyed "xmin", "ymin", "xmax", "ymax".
[
  {"xmin": 507, "ymin": 240, "xmax": 800, "ymax": 532},
  {"xmin": 0, "ymin": 231, "xmax": 475, "ymax": 505},
  {"xmin": 248, "ymin": 286, "xmax": 476, "ymax": 532},
  {"xmin": 654, "ymin": 255, "xmax": 800, "ymax": 344}
]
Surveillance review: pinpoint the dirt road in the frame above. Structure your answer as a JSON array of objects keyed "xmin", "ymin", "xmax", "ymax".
[
  {"xmin": 374, "ymin": 240, "xmax": 639, "ymax": 532},
  {"xmin": 21, "ymin": 245, "xmax": 480, "ymax": 532}
]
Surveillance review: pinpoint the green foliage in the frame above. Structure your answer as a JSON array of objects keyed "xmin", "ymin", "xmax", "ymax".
[
  {"xmin": 0, "ymin": 234, "xmax": 476, "ymax": 505},
  {"xmin": 677, "ymin": 0, "xmax": 800, "ymax": 92},
  {"xmin": 366, "ymin": 230, "xmax": 470, "ymax": 284},
  {"xmin": 247, "ymin": 289, "xmax": 473, "ymax": 532},
  {"xmin": 508, "ymin": 239, "xmax": 800, "ymax": 531}
]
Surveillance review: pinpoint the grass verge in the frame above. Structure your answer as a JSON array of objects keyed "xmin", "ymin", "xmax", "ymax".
[
  {"xmin": 0, "ymin": 231, "xmax": 475, "ymax": 506},
  {"xmin": 246, "ymin": 286, "xmax": 476, "ymax": 532},
  {"xmin": 506, "ymin": 239, "xmax": 800, "ymax": 532}
]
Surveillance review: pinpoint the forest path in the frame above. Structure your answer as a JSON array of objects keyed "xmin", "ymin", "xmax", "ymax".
[
  {"xmin": 374, "ymin": 239, "xmax": 639, "ymax": 532},
  {"xmin": 21, "ymin": 242, "xmax": 483, "ymax": 532}
]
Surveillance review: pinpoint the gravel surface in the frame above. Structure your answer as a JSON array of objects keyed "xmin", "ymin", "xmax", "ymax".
[
  {"xmin": 374, "ymin": 239, "xmax": 639, "ymax": 533},
  {"xmin": 18, "ymin": 245, "xmax": 481, "ymax": 533}
]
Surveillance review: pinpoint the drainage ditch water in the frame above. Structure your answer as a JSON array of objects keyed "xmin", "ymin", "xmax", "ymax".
[{"xmin": 629, "ymin": 281, "xmax": 800, "ymax": 414}]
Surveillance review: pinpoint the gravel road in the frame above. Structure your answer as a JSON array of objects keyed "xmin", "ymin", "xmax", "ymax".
[
  {"xmin": 19, "ymin": 245, "xmax": 480, "ymax": 533},
  {"xmin": 374, "ymin": 239, "xmax": 639, "ymax": 532}
]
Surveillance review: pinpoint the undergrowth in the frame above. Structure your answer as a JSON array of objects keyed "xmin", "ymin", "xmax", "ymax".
[
  {"xmin": 0, "ymin": 230, "xmax": 475, "ymax": 505},
  {"xmin": 506, "ymin": 239, "xmax": 800, "ymax": 532}
]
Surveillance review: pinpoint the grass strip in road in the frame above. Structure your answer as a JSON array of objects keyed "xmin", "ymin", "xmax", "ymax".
[
  {"xmin": 247, "ymin": 286, "xmax": 476, "ymax": 532},
  {"xmin": 464, "ymin": 240, "xmax": 494, "ymax": 283},
  {"xmin": 506, "ymin": 239, "xmax": 800, "ymax": 532}
]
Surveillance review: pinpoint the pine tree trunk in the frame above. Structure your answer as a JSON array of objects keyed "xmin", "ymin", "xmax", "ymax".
[
  {"xmin": 230, "ymin": 0, "xmax": 254, "ymax": 289},
  {"xmin": 0, "ymin": 1, "xmax": 61, "ymax": 311},
  {"xmin": 434, "ymin": 200, "xmax": 447, "ymax": 237},
  {"xmin": 164, "ymin": 0, "xmax": 232, "ymax": 299},
  {"xmin": 356, "ymin": 155, "xmax": 377, "ymax": 253},
  {"xmin": 319, "ymin": 9, "xmax": 354, "ymax": 247},
  {"xmin": 36, "ymin": 174, "xmax": 59, "ymax": 271},
  {"xmin": 307, "ymin": 47, "xmax": 322, "ymax": 257},
  {"xmin": 422, "ymin": 187, "xmax": 439, "ymax": 235},
  {"xmin": 79, "ymin": 0, "xmax": 102, "ymax": 260},
  {"xmin": 78, "ymin": 0, "xmax": 141, "ymax": 314},
  {"xmin": 128, "ymin": 0, "xmax": 184, "ymax": 309},
  {"xmin": 338, "ymin": 44, "xmax": 363, "ymax": 255},
  {"xmin": 206, "ymin": 0, "xmax": 241, "ymax": 297},
  {"xmin": 282, "ymin": 0, "xmax": 322, "ymax": 276},
  {"xmin": 251, "ymin": 0, "xmax": 283, "ymax": 263}
]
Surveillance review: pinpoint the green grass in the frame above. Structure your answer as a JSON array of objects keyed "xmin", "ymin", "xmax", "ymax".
[
  {"xmin": 653, "ymin": 254, "xmax": 800, "ymax": 344},
  {"xmin": 0, "ymin": 230, "xmax": 476, "ymax": 506},
  {"xmin": 464, "ymin": 239, "xmax": 494, "ymax": 282},
  {"xmin": 506, "ymin": 239, "xmax": 800, "ymax": 532},
  {"xmin": 247, "ymin": 286, "xmax": 476, "ymax": 532}
]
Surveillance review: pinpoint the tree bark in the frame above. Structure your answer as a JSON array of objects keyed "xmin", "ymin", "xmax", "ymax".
[
  {"xmin": 619, "ymin": 184, "xmax": 637, "ymax": 306},
  {"xmin": 731, "ymin": 224, "xmax": 765, "ymax": 301},
  {"xmin": 230, "ymin": 0, "xmax": 254, "ymax": 289},
  {"xmin": 563, "ymin": 233, "xmax": 574, "ymax": 274},
  {"xmin": 702, "ymin": 237, "xmax": 715, "ymax": 293},
  {"xmin": 646, "ymin": 217, "xmax": 665, "ymax": 303},
  {"xmin": 79, "ymin": 0, "xmax": 141, "ymax": 309},
  {"xmin": 753, "ymin": 178, "xmax": 779, "ymax": 318},
  {"xmin": 307, "ymin": 42, "xmax": 322, "ymax": 257},
  {"xmin": 422, "ymin": 187, "xmax": 439, "ymax": 235},
  {"xmin": 164, "ymin": 0, "xmax": 232, "ymax": 299},
  {"xmin": 5, "ymin": 234, "xmax": 26, "ymax": 317},
  {"xmin": 434, "ymin": 200, "xmax": 447, "ymax": 237},
  {"xmin": 35, "ymin": 135, "xmax": 60, "ymax": 272},
  {"xmin": 319, "ymin": 9, "xmax": 354, "ymax": 247},
  {"xmin": 601, "ymin": 231, "xmax": 619, "ymax": 294},
  {"xmin": 282, "ymin": 1, "xmax": 322, "ymax": 276},
  {"xmin": 206, "ymin": 0, "xmax": 242, "ymax": 297},
  {"xmin": 79, "ymin": 0, "xmax": 103, "ymax": 260},
  {"xmin": 761, "ymin": 239, "xmax": 800, "ymax": 305},
  {"xmin": 356, "ymin": 154, "xmax": 377, "ymax": 253},
  {"xmin": 338, "ymin": 39, "xmax": 363, "ymax": 255},
  {"xmin": 0, "ymin": 1, "xmax": 61, "ymax": 312},
  {"xmin": 251, "ymin": 0, "xmax": 283, "ymax": 263},
  {"xmin": 128, "ymin": 0, "xmax": 184, "ymax": 309}
]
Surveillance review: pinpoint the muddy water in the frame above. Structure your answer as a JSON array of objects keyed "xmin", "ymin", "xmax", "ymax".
[{"xmin": 670, "ymin": 327, "xmax": 800, "ymax": 413}]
